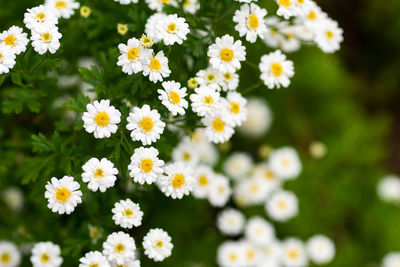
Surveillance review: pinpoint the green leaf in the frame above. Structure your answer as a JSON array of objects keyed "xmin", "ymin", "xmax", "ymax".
[
  {"xmin": 1, "ymin": 87, "xmax": 42, "ymax": 114},
  {"xmin": 31, "ymin": 132, "xmax": 61, "ymax": 153},
  {"xmin": 63, "ymin": 93, "xmax": 90, "ymax": 113}
]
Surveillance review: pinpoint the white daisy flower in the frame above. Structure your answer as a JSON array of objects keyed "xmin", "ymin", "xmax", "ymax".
[
  {"xmin": 233, "ymin": 3, "xmax": 268, "ymax": 43},
  {"xmin": 143, "ymin": 51, "xmax": 171, "ymax": 83},
  {"xmin": 189, "ymin": 128, "xmax": 220, "ymax": 166},
  {"xmin": 298, "ymin": 2, "xmax": 327, "ymax": 30},
  {"xmin": 306, "ymin": 235, "xmax": 335, "ymax": 265},
  {"xmin": 220, "ymin": 71, "xmax": 239, "ymax": 91},
  {"xmin": 30, "ymin": 25, "xmax": 62, "ymax": 55},
  {"xmin": 128, "ymin": 146, "xmax": 164, "ymax": 185},
  {"xmin": 2, "ymin": 188, "xmax": 24, "ymax": 211},
  {"xmin": 208, "ymin": 34, "xmax": 246, "ymax": 73},
  {"xmin": 82, "ymin": 157, "xmax": 118, "ymax": 192},
  {"xmin": 172, "ymin": 139, "xmax": 199, "ymax": 167},
  {"xmin": 30, "ymin": 242, "xmax": 63, "ymax": 267},
  {"xmin": 238, "ymin": 97, "xmax": 272, "ymax": 137},
  {"xmin": 82, "ymin": 99, "xmax": 121, "ymax": 139},
  {"xmin": 262, "ymin": 16, "xmax": 286, "ymax": 48},
  {"xmin": 110, "ymin": 261, "xmax": 140, "ymax": 267},
  {"xmin": 314, "ymin": 18, "xmax": 343, "ymax": 53},
  {"xmin": 0, "ymin": 45, "xmax": 16, "ymax": 74},
  {"xmin": 145, "ymin": 13, "xmax": 167, "ymax": 43},
  {"xmin": 192, "ymin": 165, "xmax": 215, "ymax": 198},
  {"xmin": 0, "ymin": 26, "xmax": 29, "ymax": 55},
  {"xmin": 208, "ymin": 174, "xmax": 231, "ymax": 207},
  {"xmin": 159, "ymin": 14, "xmax": 190, "ymax": 45},
  {"xmin": 102, "ymin": 232, "xmax": 136, "ymax": 265},
  {"xmin": 112, "ymin": 199, "xmax": 143, "ymax": 229},
  {"xmin": 275, "ymin": 0, "xmax": 311, "ymax": 19},
  {"xmin": 157, "ymin": 81, "xmax": 188, "ymax": 116},
  {"xmin": 217, "ymin": 241, "xmax": 245, "ymax": 267},
  {"xmin": 190, "ymin": 85, "xmax": 221, "ymax": 117},
  {"xmin": 79, "ymin": 251, "xmax": 110, "ymax": 267},
  {"xmin": 113, "ymin": 0, "xmax": 139, "ymax": 5},
  {"xmin": 253, "ymin": 163, "xmax": 282, "ymax": 192},
  {"xmin": 236, "ymin": 177, "xmax": 270, "ymax": 205},
  {"xmin": 383, "ymin": 252, "xmax": 400, "ymax": 267},
  {"xmin": 44, "ymin": 175, "xmax": 82, "ymax": 215},
  {"xmin": 45, "ymin": 0, "xmax": 80, "ymax": 19},
  {"xmin": 241, "ymin": 241, "xmax": 262, "ymax": 266},
  {"xmin": 142, "ymin": 228, "xmax": 173, "ymax": 262},
  {"xmin": 259, "ymin": 50, "xmax": 294, "ymax": 89},
  {"xmin": 221, "ymin": 92, "xmax": 247, "ymax": 127},
  {"xmin": 0, "ymin": 241, "xmax": 21, "ymax": 267},
  {"xmin": 245, "ymin": 216, "xmax": 275, "ymax": 246},
  {"xmin": 259, "ymin": 240, "xmax": 283, "ymax": 266},
  {"xmin": 183, "ymin": 0, "xmax": 200, "ymax": 14},
  {"xmin": 217, "ymin": 208, "xmax": 245, "ymax": 236},
  {"xmin": 202, "ymin": 113, "xmax": 235, "ymax": 144},
  {"xmin": 377, "ymin": 175, "xmax": 400, "ymax": 203},
  {"xmin": 269, "ymin": 147, "xmax": 301, "ymax": 180},
  {"xmin": 281, "ymin": 238, "xmax": 308, "ymax": 267},
  {"xmin": 280, "ymin": 26, "xmax": 301, "ymax": 53},
  {"xmin": 145, "ymin": 0, "xmax": 177, "ymax": 12},
  {"xmin": 23, "ymin": 5, "xmax": 58, "ymax": 31},
  {"xmin": 117, "ymin": 38, "xmax": 152, "ymax": 75},
  {"xmin": 265, "ymin": 190, "xmax": 298, "ymax": 222},
  {"xmin": 126, "ymin": 104, "xmax": 166, "ymax": 145},
  {"xmin": 159, "ymin": 162, "xmax": 194, "ymax": 199},
  {"xmin": 223, "ymin": 152, "xmax": 253, "ymax": 180},
  {"xmin": 195, "ymin": 67, "xmax": 222, "ymax": 91}
]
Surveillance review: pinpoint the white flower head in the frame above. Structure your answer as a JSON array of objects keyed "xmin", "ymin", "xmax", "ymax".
[
  {"xmin": 30, "ymin": 26, "xmax": 62, "ymax": 55},
  {"xmin": 0, "ymin": 45, "xmax": 16, "ymax": 74},
  {"xmin": 195, "ymin": 67, "xmax": 222, "ymax": 91},
  {"xmin": 239, "ymin": 97, "xmax": 272, "ymax": 137},
  {"xmin": 217, "ymin": 241, "xmax": 245, "ymax": 267},
  {"xmin": 159, "ymin": 162, "xmax": 195, "ymax": 199},
  {"xmin": 79, "ymin": 251, "xmax": 110, "ymax": 267},
  {"xmin": 220, "ymin": 71, "xmax": 239, "ymax": 91},
  {"xmin": 128, "ymin": 146, "xmax": 164, "ymax": 185},
  {"xmin": 202, "ymin": 113, "xmax": 235, "ymax": 144},
  {"xmin": 30, "ymin": 242, "xmax": 63, "ymax": 267},
  {"xmin": 183, "ymin": 0, "xmax": 200, "ymax": 14},
  {"xmin": 221, "ymin": 92, "xmax": 248, "ymax": 127},
  {"xmin": 259, "ymin": 50, "xmax": 294, "ymax": 89},
  {"xmin": 159, "ymin": 14, "xmax": 190, "ymax": 45},
  {"xmin": 0, "ymin": 241, "xmax": 21, "ymax": 267},
  {"xmin": 172, "ymin": 139, "xmax": 199, "ymax": 167},
  {"xmin": 145, "ymin": 0, "xmax": 177, "ymax": 12},
  {"xmin": 142, "ymin": 228, "xmax": 173, "ymax": 262},
  {"xmin": 306, "ymin": 235, "xmax": 335, "ymax": 265},
  {"xmin": 192, "ymin": 165, "xmax": 215, "ymax": 198},
  {"xmin": 157, "ymin": 81, "xmax": 188, "ymax": 116},
  {"xmin": 145, "ymin": 13, "xmax": 167, "ymax": 43},
  {"xmin": 377, "ymin": 175, "xmax": 400, "ymax": 203},
  {"xmin": 265, "ymin": 190, "xmax": 298, "ymax": 222},
  {"xmin": 269, "ymin": 147, "xmax": 301, "ymax": 180},
  {"xmin": 126, "ymin": 104, "xmax": 166, "ymax": 145},
  {"xmin": 208, "ymin": 34, "xmax": 246, "ymax": 73},
  {"xmin": 208, "ymin": 174, "xmax": 232, "ymax": 207},
  {"xmin": 82, "ymin": 158, "xmax": 118, "ymax": 192},
  {"xmin": 217, "ymin": 208, "xmax": 246, "ymax": 236},
  {"xmin": 44, "ymin": 175, "xmax": 82, "ymax": 215},
  {"xmin": 82, "ymin": 99, "xmax": 121, "ymax": 139},
  {"xmin": 383, "ymin": 252, "xmax": 400, "ymax": 267},
  {"xmin": 23, "ymin": 5, "xmax": 59, "ymax": 31},
  {"xmin": 253, "ymin": 162, "xmax": 282, "ymax": 192},
  {"xmin": 102, "ymin": 232, "xmax": 136, "ymax": 265},
  {"xmin": 190, "ymin": 85, "xmax": 221, "ymax": 117},
  {"xmin": 233, "ymin": 3, "xmax": 268, "ymax": 43},
  {"xmin": 117, "ymin": 38, "xmax": 152, "ymax": 75},
  {"xmin": 236, "ymin": 177, "xmax": 271, "ymax": 205},
  {"xmin": 314, "ymin": 18, "xmax": 343, "ymax": 53},
  {"xmin": 114, "ymin": 0, "xmax": 139, "ymax": 5},
  {"xmin": 143, "ymin": 51, "xmax": 171, "ymax": 83},
  {"xmin": 281, "ymin": 238, "xmax": 308, "ymax": 267},
  {"xmin": 112, "ymin": 199, "xmax": 143, "ymax": 229},
  {"xmin": 223, "ymin": 152, "xmax": 253, "ymax": 180},
  {"xmin": 2, "ymin": 188, "xmax": 24, "ymax": 211},
  {"xmin": 45, "ymin": 0, "xmax": 80, "ymax": 19},
  {"xmin": 245, "ymin": 216, "xmax": 275, "ymax": 246},
  {"xmin": 0, "ymin": 26, "xmax": 29, "ymax": 55},
  {"xmin": 275, "ymin": 0, "xmax": 312, "ymax": 19}
]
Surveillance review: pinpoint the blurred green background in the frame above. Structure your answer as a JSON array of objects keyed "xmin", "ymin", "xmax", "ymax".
[{"xmin": 1, "ymin": 0, "xmax": 400, "ymax": 266}]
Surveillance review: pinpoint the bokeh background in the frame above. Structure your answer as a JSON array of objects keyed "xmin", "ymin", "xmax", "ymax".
[{"xmin": 1, "ymin": 0, "xmax": 400, "ymax": 266}]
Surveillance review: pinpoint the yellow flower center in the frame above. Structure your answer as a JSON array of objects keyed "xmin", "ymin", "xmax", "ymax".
[
  {"xmin": 183, "ymin": 152, "xmax": 191, "ymax": 161},
  {"xmin": 279, "ymin": 0, "xmax": 291, "ymax": 7},
  {"xmin": 250, "ymin": 184, "xmax": 259, "ymax": 192},
  {"xmin": 0, "ymin": 253, "xmax": 10, "ymax": 263},
  {"xmin": 115, "ymin": 243, "xmax": 125, "ymax": 253},
  {"xmin": 264, "ymin": 170, "xmax": 275, "ymax": 180},
  {"xmin": 278, "ymin": 201, "xmax": 287, "ymax": 209},
  {"xmin": 89, "ymin": 264, "xmax": 99, "ymax": 267},
  {"xmin": 326, "ymin": 30, "xmax": 334, "ymax": 39},
  {"xmin": 35, "ymin": 12, "xmax": 46, "ymax": 22},
  {"xmin": 308, "ymin": 11, "xmax": 317, "ymax": 20},
  {"xmin": 80, "ymin": 6, "xmax": 91, "ymax": 18},
  {"xmin": 167, "ymin": 23, "xmax": 177, "ymax": 33},
  {"xmin": 198, "ymin": 175, "xmax": 208, "ymax": 186},
  {"xmin": 229, "ymin": 253, "xmax": 238, "ymax": 262},
  {"xmin": 281, "ymin": 158, "xmax": 290, "ymax": 167},
  {"xmin": 248, "ymin": 14, "xmax": 259, "ymax": 29},
  {"xmin": 41, "ymin": 253, "xmax": 50, "ymax": 262},
  {"xmin": 155, "ymin": 240, "xmax": 163, "ymax": 248},
  {"xmin": 224, "ymin": 72, "xmax": 232, "ymax": 81},
  {"xmin": 220, "ymin": 48, "xmax": 234, "ymax": 62},
  {"xmin": 270, "ymin": 62, "xmax": 283, "ymax": 77},
  {"xmin": 41, "ymin": 32, "xmax": 52, "ymax": 43},
  {"xmin": 139, "ymin": 117, "xmax": 154, "ymax": 132},
  {"xmin": 204, "ymin": 96, "xmax": 214, "ymax": 105},
  {"xmin": 297, "ymin": 0, "xmax": 304, "ymax": 4},
  {"xmin": 183, "ymin": 0, "xmax": 191, "ymax": 7},
  {"xmin": 4, "ymin": 35, "xmax": 17, "ymax": 46},
  {"xmin": 218, "ymin": 186, "xmax": 226, "ymax": 194},
  {"xmin": 206, "ymin": 74, "xmax": 215, "ymax": 82},
  {"xmin": 149, "ymin": 58, "xmax": 161, "ymax": 71},
  {"xmin": 94, "ymin": 111, "xmax": 110, "ymax": 127},
  {"xmin": 123, "ymin": 208, "xmax": 133, "ymax": 217},
  {"xmin": 288, "ymin": 250, "xmax": 299, "ymax": 259},
  {"xmin": 117, "ymin": 24, "xmax": 128, "ymax": 35},
  {"xmin": 55, "ymin": 0, "xmax": 67, "ymax": 8},
  {"xmin": 55, "ymin": 187, "xmax": 71, "ymax": 203},
  {"xmin": 212, "ymin": 118, "xmax": 225, "ymax": 132},
  {"xmin": 127, "ymin": 47, "xmax": 140, "ymax": 61},
  {"xmin": 247, "ymin": 250, "xmax": 255, "ymax": 259},
  {"xmin": 168, "ymin": 91, "xmax": 181, "ymax": 104},
  {"xmin": 229, "ymin": 101, "xmax": 240, "ymax": 114},
  {"xmin": 140, "ymin": 158, "xmax": 153, "ymax": 173},
  {"xmin": 94, "ymin": 168, "xmax": 104, "ymax": 178},
  {"xmin": 172, "ymin": 173, "xmax": 185, "ymax": 188}
]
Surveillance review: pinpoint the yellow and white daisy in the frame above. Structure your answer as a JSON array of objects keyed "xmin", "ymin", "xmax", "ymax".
[
  {"xmin": 314, "ymin": 18, "xmax": 343, "ymax": 53},
  {"xmin": 190, "ymin": 85, "xmax": 221, "ymax": 117},
  {"xmin": 280, "ymin": 25, "xmax": 301, "ymax": 53},
  {"xmin": 208, "ymin": 174, "xmax": 231, "ymax": 207},
  {"xmin": 82, "ymin": 99, "xmax": 121, "ymax": 139},
  {"xmin": 157, "ymin": 80, "xmax": 188, "ymax": 116},
  {"xmin": 44, "ymin": 176, "xmax": 82, "ymax": 215},
  {"xmin": 383, "ymin": 252, "xmax": 400, "ymax": 267},
  {"xmin": 145, "ymin": 13, "xmax": 167, "ymax": 43},
  {"xmin": 30, "ymin": 25, "xmax": 62, "ymax": 55},
  {"xmin": 236, "ymin": 177, "xmax": 270, "ymax": 205},
  {"xmin": 113, "ymin": 0, "xmax": 138, "ymax": 5},
  {"xmin": 23, "ymin": 5, "xmax": 58, "ymax": 31},
  {"xmin": 128, "ymin": 146, "xmax": 164, "ymax": 185},
  {"xmin": 79, "ymin": 251, "xmax": 110, "ymax": 267},
  {"xmin": 202, "ymin": 113, "xmax": 234, "ymax": 144},
  {"xmin": 253, "ymin": 162, "xmax": 282, "ymax": 192},
  {"xmin": 110, "ymin": 261, "xmax": 140, "ymax": 267},
  {"xmin": 221, "ymin": 92, "xmax": 247, "ymax": 127},
  {"xmin": 281, "ymin": 238, "xmax": 308, "ymax": 267},
  {"xmin": 233, "ymin": 3, "xmax": 268, "ymax": 43},
  {"xmin": 217, "ymin": 241, "xmax": 245, "ymax": 267},
  {"xmin": 159, "ymin": 14, "xmax": 190, "ymax": 45},
  {"xmin": 143, "ymin": 51, "xmax": 171, "ymax": 83},
  {"xmin": 298, "ymin": 2, "xmax": 327, "ymax": 30},
  {"xmin": 262, "ymin": 16, "xmax": 286, "ymax": 48},
  {"xmin": 145, "ymin": 0, "xmax": 177, "ymax": 12},
  {"xmin": 259, "ymin": 50, "xmax": 294, "ymax": 89},
  {"xmin": 0, "ymin": 26, "xmax": 29, "ymax": 55},
  {"xmin": 223, "ymin": 152, "xmax": 253, "ymax": 180},
  {"xmin": 183, "ymin": 0, "xmax": 200, "ymax": 14},
  {"xmin": 112, "ymin": 199, "xmax": 143, "ymax": 229},
  {"xmin": 102, "ymin": 232, "xmax": 136, "ymax": 265},
  {"xmin": 81, "ymin": 157, "xmax": 118, "ymax": 192},
  {"xmin": 265, "ymin": 190, "xmax": 298, "ymax": 222},
  {"xmin": 275, "ymin": 0, "xmax": 312, "ymax": 19},
  {"xmin": 159, "ymin": 162, "xmax": 194, "ymax": 199},
  {"xmin": 0, "ymin": 241, "xmax": 20, "ymax": 267},
  {"xmin": 30, "ymin": 242, "xmax": 63, "ymax": 267},
  {"xmin": 126, "ymin": 104, "xmax": 166, "ymax": 145},
  {"xmin": 238, "ymin": 97, "xmax": 272, "ymax": 137},
  {"xmin": 195, "ymin": 67, "xmax": 222, "ymax": 91},
  {"xmin": 117, "ymin": 37, "xmax": 152, "ymax": 75},
  {"xmin": 259, "ymin": 240, "xmax": 283, "ymax": 266},
  {"xmin": 142, "ymin": 228, "xmax": 173, "ymax": 262},
  {"xmin": 241, "ymin": 241, "xmax": 262, "ymax": 266},
  {"xmin": 45, "ymin": 0, "xmax": 80, "ymax": 19},
  {"xmin": 245, "ymin": 216, "xmax": 275, "ymax": 245},
  {"xmin": 189, "ymin": 129, "xmax": 220, "ymax": 166},
  {"xmin": 269, "ymin": 147, "xmax": 301, "ymax": 180},
  {"xmin": 208, "ymin": 34, "xmax": 246, "ymax": 73},
  {"xmin": 192, "ymin": 165, "xmax": 215, "ymax": 198},
  {"xmin": 0, "ymin": 45, "xmax": 16, "ymax": 74},
  {"xmin": 306, "ymin": 235, "xmax": 335, "ymax": 265},
  {"xmin": 172, "ymin": 139, "xmax": 199, "ymax": 167},
  {"xmin": 220, "ymin": 71, "xmax": 239, "ymax": 91},
  {"xmin": 217, "ymin": 208, "xmax": 245, "ymax": 236}
]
